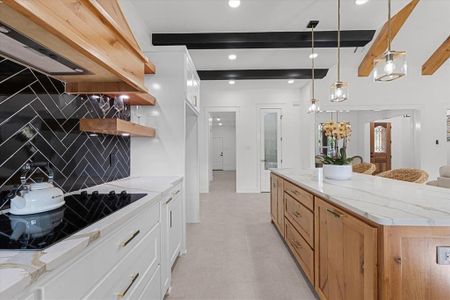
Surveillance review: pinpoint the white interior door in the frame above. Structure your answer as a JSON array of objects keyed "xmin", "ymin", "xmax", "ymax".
[
  {"xmin": 212, "ymin": 137, "xmax": 224, "ymax": 170},
  {"xmin": 260, "ymin": 108, "xmax": 282, "ymax": 192}
]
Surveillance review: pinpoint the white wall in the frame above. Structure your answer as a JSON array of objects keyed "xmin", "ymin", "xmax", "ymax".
[
  {"xmin": 211, "ymin": 125, "xmax": 236, "ymax": 171},
  {"xmin": 200, "ymin": 83, "xmax": 302, "ymax": 193},
  {"xmin": 131, "ymin": 51, "xmax": 186, "ymax": 178}
]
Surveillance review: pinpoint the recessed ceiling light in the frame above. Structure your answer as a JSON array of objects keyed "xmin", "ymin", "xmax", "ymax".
[
  {"xmin": 218, "ymin": 123, "xmax": 223, "ymax": 126},
  {"xmin": 120, "ymin": 95, "xmax": 130, "ymax": 100},
  {"xmin": 228, "ymin": 0, "xmax": 240, "ymax": 8},
  {"xmin": 288, "ymin": 79, "xmax": 295, "ymax": 84},
  {"xmin": 228, "ymin": 80, "xmax": 236, "ymax": 85},
  {"xmin": 228, "ymin": 54, "xmax": 237, "ymax": 61},
  {"xmin": 355, "ymin": 0, "xmax": 369, "ymax": 5},
  {"xmin": 121, "ymin": 133, "xmax": 130, "ymax": 137},
  {"xmin": 309, "ymin": 53, "xmax": 318, "ymax": 59},
  {"xmin": 216, "ymin": 118, "xmax": 221, "ymax": 121},
  {"xmin": 152, "ymin": 83, "xmax": 161, "ymax": 90},
  {"xmin": 74, "ymin": 68, "xmax": 84, "ymax": 73}
]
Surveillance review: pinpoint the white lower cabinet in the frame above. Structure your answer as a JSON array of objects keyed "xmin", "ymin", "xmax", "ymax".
[
  {"xmin": 168, "ymin": 192, "xmax": 182, "ymax": 266},
  {"xmin": 15, "ymin": 182, "xmax": 185, "ymax": 300},
  {"xmin": 161, "ymin": 184, "xmax": 183, "ymax": 296}
]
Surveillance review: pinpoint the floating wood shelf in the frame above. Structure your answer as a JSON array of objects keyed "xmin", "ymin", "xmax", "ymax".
[
  {"xmin": 80, "ymin": 118, "xmax": 155, "ymax": 137},
  {"xmin": 66, "ymin": 82, "xmax": 156, "ymax": 106}
]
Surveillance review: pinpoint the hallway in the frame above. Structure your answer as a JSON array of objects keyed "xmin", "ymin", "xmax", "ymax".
[{"xmin": 167, "ymin": 171, "xmax": 316, "ymax": 300}]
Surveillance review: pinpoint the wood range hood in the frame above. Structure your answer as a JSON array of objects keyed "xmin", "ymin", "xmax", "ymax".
[{"xmin": 0, "ymin": 0, "xmax": 156, "ymax": 105}]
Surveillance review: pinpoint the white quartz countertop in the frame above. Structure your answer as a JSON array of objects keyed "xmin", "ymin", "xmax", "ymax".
[
  {"xmin": 0, "ymin": 176, "xmax": 182, "ymax": 298},
  {"xmin": 272, "ymin": 168, "xmax": 450, "ymax": 227}
]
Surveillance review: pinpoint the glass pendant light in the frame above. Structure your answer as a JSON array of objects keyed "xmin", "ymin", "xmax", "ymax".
[
  {"xmin": 374, "ymin": 0, "xmax": 407, "ymax": 81},
  {"xmin": 308, "ymin": 21, "xmax": 320, "ymax": 114},
  {"xmin": 330, "ymin": 0, "xmax": 349, "ymax": 103}
]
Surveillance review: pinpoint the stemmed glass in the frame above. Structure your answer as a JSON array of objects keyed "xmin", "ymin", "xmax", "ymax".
[
  {"xmin": 113, "ymin": 96, "xmax": 125, "ymax": 118},
  {"xmin": 122, "ymin": 105, "xmax": 131, "ymax": 120},
  {"xmin": 98, "ymin": 95, "xmax": 110, "ymax": 117},
  {"xmin": 135, "ymin": 105, "xmax": 143, "ymax": 125}
]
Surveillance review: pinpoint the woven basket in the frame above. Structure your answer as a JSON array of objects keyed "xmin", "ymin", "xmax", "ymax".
[
  {"xmin": 377, "ymin": 168, "xmax": 429, "ymax": 184},
  {"xmin": 352, "ymin": 163, "xmax": 377, "ymax": 175}
]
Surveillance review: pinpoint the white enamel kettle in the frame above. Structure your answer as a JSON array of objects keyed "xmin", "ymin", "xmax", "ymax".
[{"xmin": 9, "ymin": 162, "xmax": 65, "ymax": 215}]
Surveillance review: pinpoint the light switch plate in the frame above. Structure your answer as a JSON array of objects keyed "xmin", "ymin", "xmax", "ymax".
[{"xmin": 436, "ymin": 246, "xmax": 450, "ymax": 265}]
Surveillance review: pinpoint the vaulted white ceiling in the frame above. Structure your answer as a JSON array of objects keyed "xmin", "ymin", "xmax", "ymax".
[{"xmin": 122, "ymin": 0, "xmax": 450, "ymax": 85}]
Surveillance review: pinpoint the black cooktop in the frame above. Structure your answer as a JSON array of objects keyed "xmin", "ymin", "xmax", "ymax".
[{"xmin": 0, "ymin": 191, "xmax": 147, "ymax": 250}]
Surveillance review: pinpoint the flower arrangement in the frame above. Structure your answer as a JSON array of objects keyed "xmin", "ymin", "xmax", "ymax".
[{"xmin": 319, "ymin": 121, "xmax": 353, "ymax": 165}]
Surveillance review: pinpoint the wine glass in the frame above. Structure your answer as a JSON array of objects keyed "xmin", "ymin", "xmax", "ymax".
[
  {"xmin": 122, "ymin": 105, "xmax": 131, "ymax": 120},
  {"xmin": 98, "ymin": 96, "xmax": 110, "ymax": 117},
  {"xmin": 113, "ymin": 96, "xmax": 124, "ymax": 118},
  {"xmin": 135, "ymin": 105, "xmax": 143, "ymax": 125}
]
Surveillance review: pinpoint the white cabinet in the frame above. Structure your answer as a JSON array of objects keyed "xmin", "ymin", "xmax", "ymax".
[
  {"xmin": 185, "ymin": 56, "xmax": 200, "ymax": 112},
  {"xmin": 167, "ymin": 189, "xmax": 182, "ymax": 266},
  {"xmin": 160, "ymin": 184, "xmax": 183, "ymax": 296},
  {"xmin": 14, "ymin": 196, "xmax": 165, "ymax": 300}
]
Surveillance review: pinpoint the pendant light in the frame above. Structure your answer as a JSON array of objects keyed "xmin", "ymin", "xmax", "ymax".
[
  {"xmin": 308, "ymin": 20, "xmax": 320, "ymax": 114},
  {"xmin": 330, "ymin": 0, "xmax": 349, "ymax": 103},
  {"xmin": 373, "ymin": 0, "xmax": 407, "ymax": 81}
]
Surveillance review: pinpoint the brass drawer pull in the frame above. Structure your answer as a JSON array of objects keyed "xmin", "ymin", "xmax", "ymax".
[
  {"xmin": 327, "ymin": 208, "xmax": 344, "ymax": 218},
  {"xmin": 120, "ymin": 230, "xmax": 140, "ymax": 247},
  {"xmin": 293, "ymin": 211, "xmax": 302, "ymax": 218},
  {"xmin": 165, "ymin": 197, "xmax": 173, "ymax": 204},
  {"xmin": 116, "ymin": 273, "xmax": 139, "ymax": 297},
  {"xmin": 173, "ymin": 190, "xmax": 181, "ymax": 196}
]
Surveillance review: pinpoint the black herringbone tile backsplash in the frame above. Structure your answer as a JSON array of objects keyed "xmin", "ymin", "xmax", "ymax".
[{"xmin": 0, "ymin": 56, "xmax": 130, "ymax": 206}]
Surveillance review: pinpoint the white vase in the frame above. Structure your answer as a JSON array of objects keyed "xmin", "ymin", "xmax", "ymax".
[{"xmin": 323, "ymin": 164, "xmax": 352, "ymax": 180}]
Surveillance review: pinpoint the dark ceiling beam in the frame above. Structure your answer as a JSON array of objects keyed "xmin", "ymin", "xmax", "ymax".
[
  {"xmin": 198, "ymin": 69, "xmax": 328, "ymax": 80},
  {"xmin": 152, "ymin": 31, "xmax": 375, "ymax": 49}
]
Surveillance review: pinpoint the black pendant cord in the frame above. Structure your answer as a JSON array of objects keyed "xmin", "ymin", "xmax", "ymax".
[
  {"xmin": 312, "ymin": 26, "xmax": 315, "ymax": 100},
  {"xmin": 337, "ymin": 0, "xmax": 341, "ymax": 82}
]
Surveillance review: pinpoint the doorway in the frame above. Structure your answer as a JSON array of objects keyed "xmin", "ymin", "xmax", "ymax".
[
  {"xmin": 370, "ymin": 122, "xmax": 392, "ymax": 174},
  {"xmin": 259, "ymin": 108, "xmax": 282, "ymax": 192},
  {"xmin": 209, "ymin": 112, "xmax": 237, "ymax": 192}
]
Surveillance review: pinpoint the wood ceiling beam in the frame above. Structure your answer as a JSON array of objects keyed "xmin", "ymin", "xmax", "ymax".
[
  {"xmin": 422, "ymin": 36, "xmax": 450, "ymax": 75},
  {"xmin": 358, "ymin": 0, "xmax": 420, "ymax": 77}
]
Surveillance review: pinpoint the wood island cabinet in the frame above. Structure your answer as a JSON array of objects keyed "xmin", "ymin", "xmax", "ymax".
[
  {"xmin": 270, "ymin": 171, "xmax": 450, "ymax": 300},
  {"xmin": 270, "ymin": 173, "xmax": 285, "ymax": 236},
  {"xmin": 315, "ymin": 198, "xmax": 377, "ymax": 300}
]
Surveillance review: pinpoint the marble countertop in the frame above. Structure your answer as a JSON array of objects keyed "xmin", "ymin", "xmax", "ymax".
[
  {"xmin": 272, "ymin": 168, "xmax": 450, "ymax": 226},
  {"xmin": 0, "ymin": 176, "xmax": 182, "ymax": 298}
]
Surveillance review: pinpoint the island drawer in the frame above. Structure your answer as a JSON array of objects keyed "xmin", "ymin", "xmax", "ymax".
[
  {"xmin": 285, "ymin": 219, "xmax": 314, "ymax": 284},
  {"xmin": 283, "ymin": 181, "xmax": 314, "ymax": 211},
  {"xmin": 40, "ymin": 200, "xmax": 160, "ymax": 299},
  {"xmin": 285, "ymin": 193, "xmax": 314, "ymax": 248}
]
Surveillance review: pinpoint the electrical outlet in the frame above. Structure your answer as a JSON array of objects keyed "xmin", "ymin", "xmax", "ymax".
[
  {"xmin": 436, "ymin": 246, "xmax": 450, "ymax": 265},
  {"xmin": 110, "ymin": 151, "xmax": 117, "ymax": 166}
]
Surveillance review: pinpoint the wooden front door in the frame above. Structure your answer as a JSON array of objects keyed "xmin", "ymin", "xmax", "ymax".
[{"xmin": 370, "ymin": 122, "xmax": 392, "ymax": 174}]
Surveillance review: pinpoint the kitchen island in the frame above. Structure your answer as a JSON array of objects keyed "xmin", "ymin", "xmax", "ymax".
[{"xmin": 270, "ymin": 168, "xmax": 450, "ymax": 300}]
